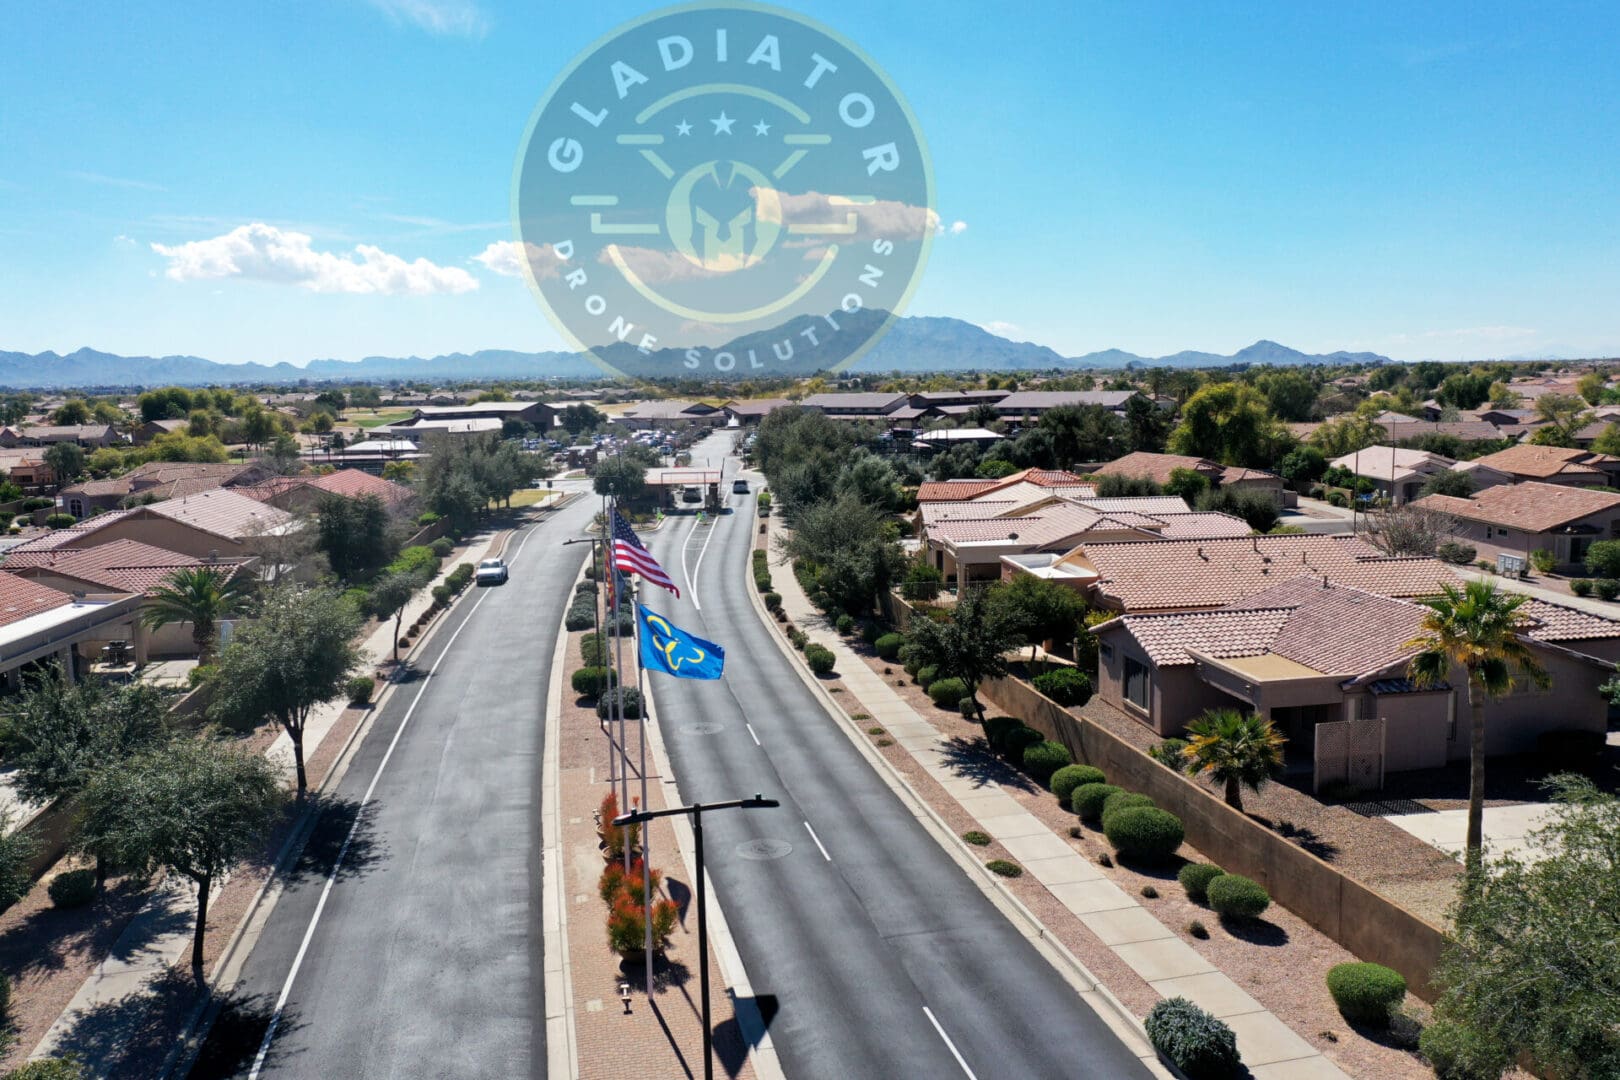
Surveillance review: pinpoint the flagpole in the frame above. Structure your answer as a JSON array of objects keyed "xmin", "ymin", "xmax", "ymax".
[
  {"xmin": 637, "ymin": 594, "xmax": 654, "ymax": 996},
  {"xmin": 613, "ymin": 496, "xmax": 631, "ymax": 875},
  {"xmin": 600, "ymin": 490, "xmax": 615, "ymax": 795}
]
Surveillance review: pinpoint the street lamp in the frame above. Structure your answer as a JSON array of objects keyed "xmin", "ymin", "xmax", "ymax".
[{"xmin": 615, "ymin": 794, "xmax": 779, "ymax": 1080}]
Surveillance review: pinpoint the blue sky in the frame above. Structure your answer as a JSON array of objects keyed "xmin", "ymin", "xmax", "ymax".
[{"xmin": 3, "ymin": 1, "xmax": 1618, "ymax": 366}]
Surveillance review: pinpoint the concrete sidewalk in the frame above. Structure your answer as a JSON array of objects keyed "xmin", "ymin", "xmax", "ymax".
[
  {"xmin": 770, "ymin": 555, "xmax": 1350, "ymax": 1080},
  {"xmin": 29, "ymin": 525, "xmax": 509, "ymax": 1068}
]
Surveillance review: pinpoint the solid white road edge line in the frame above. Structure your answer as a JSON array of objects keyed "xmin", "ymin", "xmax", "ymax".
[
  {"xmin": 745, "ymin": 722, "xmax": 760, "ymax": 746},
  {"xmin": 803, "ymin": 821, "xmax": 832, "ymax": 862},
  {"xmin": 923, "ymin": 1006, "xmax": 980, "ymax": 1080}
]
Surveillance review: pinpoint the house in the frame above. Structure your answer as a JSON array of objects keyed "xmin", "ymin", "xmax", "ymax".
[
  {"xmin": 993, "ymin": 390, "xmax": 1140, "ymax": 423},
  {"xmin": 1062, "ymin": 533, "xmax": 1461, "ymax": 614},
  {"xmin": 1412, "ymin": 482, "xmax": 1620, "ymax": 571},
  {"xmin": 4, "ymin": 539, "xmax": 255, "ymax": 661},
  {"xmin": 237, "ymin": 468, "xmax": 414, "ymax": 512},
  {"xmin": 406, "ymin": 401, "xmax": 556, "ymax": 429},
  {"xmin": 0, "ymin": 424, "xmax": 121, "ymax": 449},
  {"xmin": 798, "ymin": 392, "xmax": 909, "ymax": 420},
  {"xmin": 720, "ymin": 399, "xmax": 791, "ymax": 425},
  {"xmin": 907, "ymin": 389, "xmax": 1010, "ymax": 410},
  {"xmin": 58, "ymin": 461, "xmax": 268, "ymax": 517},
  {"xmin": 0, "ymin": 572, "xmax": 144, "ymax": 691},
  {"xmin": 0, "ymin": 451, "xmax": 52, "ymax": 490},
  {"xmin": 1463, "ymin": 444, "xmax": 1620, "ymax": 487},
  {"xmin": 381, "ymin": 417, "xmax": 504, "ymax": 441},
  {"xmin": 1089, "ymin": 576, "xmax": 1617, "ymax": 778},
  {"xmin": 1090, "ymin": 452, "xmax": 1286, "ymax": 503},
  {"xmin": 916, "ymin": 469, "xmax": 1096, "ymax": 504},
  {"xmin": 132, "ymin": 418, "xmax": 191, "ymax": 444},
  {"xmin": 1326, "ymin": 447, "xmax": 1490, "ymax": 505},
  {"xmin": 1382, "ymin": 419, "xmax": 1518, "ymax": 444},
  {"xmin": 5, "ymin": 489, "xmax": 298, "ymax": 562},
  {"xmin": 616, "ymin": 400, "xmax": 724, "ymax": 429},
  {"xmin": 913, "ymin": 427, "xmax": 1005, "ymax": 448}
]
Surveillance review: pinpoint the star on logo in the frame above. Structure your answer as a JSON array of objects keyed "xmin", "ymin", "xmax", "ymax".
[
  {"xmin": 675, "ymin": 119, "xmax": 692, "ymax": 136},
  {"xmin": 710, "ymin": 111, "xmax": 735, "ymax": 135},
  {"xmin": 753, "ymin": 119, "xmax": 771, "ymax": 136}
]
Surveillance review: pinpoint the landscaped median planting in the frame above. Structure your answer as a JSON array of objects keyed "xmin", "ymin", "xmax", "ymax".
[
  {"xmin": 1177, "ymin": 862, "xmax": 1225, "ymax": 903},
  {"xmin": 804, "ymin": 643, "xmax": 837, "ymax": 675},
  {"xmin": 1144, "ymin": 997, "xmax": 1242, "ymax": 1079},
  {"xmin": 1325, "ymin": 962, "xmax": 1407, "ymax": 1027},
  {"xmin": 1049, "ymin": 764, "xmax": 1106, "ymax": 805},
  {"xmin": 1206, "ymin": 873, "xmax": 1271, "ymax": 920}
]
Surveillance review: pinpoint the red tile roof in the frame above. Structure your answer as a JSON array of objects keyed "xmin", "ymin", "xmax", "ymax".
[
  {"xmin": 307, "ymin": 468, "xmax": 413, "ymax": 505},
  {"xmin": 1412, "ymin": 481, "xmax": 1620, "ymax": 533},
  {"xmin": 0, "ymin": 573, "xmax": 74, "ymax": 629},
  {"xmin": 6, "ymin": 539, "xmax": 244, "ymax": 595},
  {"xmin": 1468, "ymin": 444, "xmax": 1619, "ymax": 479},
  {"xmin": 917, "ymin": 479, "xmax": 1001, "ymax": 502},
  {"xmin": 1090, "ymin": 452, "xmax": 1216, "ymax": 484}
]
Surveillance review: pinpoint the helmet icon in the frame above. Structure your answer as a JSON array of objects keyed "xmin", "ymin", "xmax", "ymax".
[{"xmin": 667, "ymin": 160, "xmax": 782, "ymax": 273}]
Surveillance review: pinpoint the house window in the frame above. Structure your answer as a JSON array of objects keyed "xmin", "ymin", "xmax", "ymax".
[
  {"xmin": 1099, "ymin": 641, "xmax": 1114, "ymax": 661},
  {"xmin": 1123, "ymin": 656, "xmax": 1150, "ymax": 712},
  {"xmin": 1496, "ymin": 527, "xmax": 1509, "ymax": 538}
]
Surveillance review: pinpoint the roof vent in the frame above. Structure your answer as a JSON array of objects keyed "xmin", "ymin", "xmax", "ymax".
[{"xmin": 1197, "ymin": 545, "xmax": 1207, "ymax": 560}]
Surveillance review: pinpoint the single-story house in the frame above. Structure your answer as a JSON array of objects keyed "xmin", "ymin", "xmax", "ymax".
[
  {"xmin": 132, "ymin": 418, "xmax": 191, "ymax": 444},
  {"xmin": 59, "ymin": 461, "xmax": 269, "ymax": 517},
  {"xmin": 0, "ymin": 573, "xmax": 144, "ymax": 691},
  {"xmin": 1326, "ymin": 447, "xmax": 1508, "ymax": 505},
  {"xmin": 1464, "ymin": 444, "xmax": 1620, "ymax": 487},
  {"xmin": 408, "ymin": 401, "xmax": 556, "ymax": 428},
  {"xmin": 916, "ymin": 469, "xmax": 1095, "ymax": 504},
  {"xmin": 993, "ymin": 391, "xmax": 1141, "ymax": 423},
  {"xmin": 1090, "ymin": 575, "xmax": 1617, "ymax": 780},
  {"xmin": 0, "ymin": 424, "xmax": 122, "ymax": 449},
  {"xmin": 1412, "ymin": 481, "xmax": 1620, "ymax": 571},
  {"xmin": 237, "ymin": 468, "xmax": 414, "ymax": 512},
  {"xmin": 1090, "ymin": 452, "xmax": 1286, "ymax": 503},
  {"xmin": 5, "ymin": 489, "xmax": 298, "ymax": 563}
]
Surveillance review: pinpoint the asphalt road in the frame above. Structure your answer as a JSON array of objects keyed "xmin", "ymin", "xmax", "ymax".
[
  {"xmin": 640, "ymin": 431, "xmax": 1151, "ymax": 1079},
  {"xmin": 192, "ymin": 490, "xmax": 597, "ymax": 1080}
]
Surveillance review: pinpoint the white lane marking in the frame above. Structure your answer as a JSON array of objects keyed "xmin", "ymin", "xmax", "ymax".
[
  {"xmin": 687, "ymin": 511, "xmax": 720, "ymax": 611},
  {"xmin": 924, "ymin": 1006, "xmax": 979, "ymax": 1080},
  {"xmin": 803, "ymin": 821, "xmax": 831, "ymax": 862},
  {"xmin": 249, "ymin": 523, "xmax": 543, "ymax": 1078},
  {"xmin": 745, "ymin": 723, "xmax": 761, "ymax": 746}
]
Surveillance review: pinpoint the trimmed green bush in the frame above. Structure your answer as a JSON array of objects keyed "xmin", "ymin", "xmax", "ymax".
[
  {"xmin": 596, "ymin": 687, "xmax": 643, "ymax": 720},
  {"xmin": 805, "ymin": 643, "xmax": 836, "ymax": 675},
  {"xmin": 1419, "ymin": 1020, "xmax": 1512, "ymax": 1080},
  {"xmin": 1148, "ymin": 737, "xmax": 1190, "ymax": 768},
  {"xmin": 963, "ymin": 830, "xmax": 990, "ymax": 846},
  {"xmin": 874, "ymin": 632, "xmax": 906, "ymax": 661},
  {"xmin": 1100, "ymin": 790, "xmax": 1157, "ymax": 825},
  {"xmin": 763, "ymin": 592, "xmax": 782, "ymax": 611},
  {"xmin": 430, "ymin": 536, "xmax": 454, "ymax": 558},
  {"xmin": 835, "ymin": 613, "xmax": 854, "ymax": 634},
  {"xmin": 926, "ymin": 677, "xmax": 968, "ymax": 708},
  {"xmin": 1050, "ymin": 764, "xmax": 1106, "ymax": 803},
  {"xmin": 417, "ymin": 511, "xmax": 440, "ymax": 526},
  {"xmin": 346, "ymin": 675, "xmax": 375, "ymax": 703},
  {"xmin": 1597, "ymin": 578, "xmax": 1620, "ymax": 601},
  {"xmin": 915, "ymin": 665, "xmax": 938, "ymax": 689},
  {"xmin": 982, "ymin": 716, "xmax": 1023, "ymax": 753},
  {"xmin": 1326, "ymin": 963, "xmax": 1407, "ymax": 1026},
  {"xmin": 1021, "ymin": 740, "xmax": 1072, "ymax": 783},
  {"xmin": 564, "ymin": 605, "xmax": 596, "ymax": 631},
  {"xmin": 4, "ymin": 1059, "xmax": 87, "ymax": 1080},
  {"xmin": 48, "ymin": 869, "xmax": 97, "ymax": 910},
  {"xmin": 1571, "ymin": 578, "xmax": 1595, "ymax": 597},
  {"xmin": 1032, "ymin": 667, "xmax": 1094, "ymax": 706},
  {"xmin": 958, "ymin": 696, "xmax": 979, "ymax": 718},
  {"xmin": 46, "ymin": 513, "xmax": 78, "ymax": 529},
  {"xmin": 571, "ymin": 667, "xmax": 616, "ymax": 698},
  {"xmin": 900, "ymin": 643, "xmax": 923, "ymax": 676},
  {"xmin": 1145, "ymin": 997, "xmax": 1241, "ymax": 1079},
  {"xmin": 1071, "ymin": 783, "xmax": 1121, "ymax": 823},
  {"xmin": 860, "ymin": 621, "xmax": 882, "ymax": 645},
  {"xmin": 789, "ymin": 629, "xmax": 809, "ymax": 650},
  {"xmin": 1436, "ymin": 541, "xmax": 1477, "ymax": 565},
  {"xmin": 430, "ymin": 584, "xmax": 451, "ymax": 607},
  {"xmin": 985, "ymin": 859, "xmax": 1022, "ymax": 878},
  {"xmin": 1177, "ymin": 863, "xmax": 1225, "ymax": 903},
  {"xmin": 1104, "ymin": 806, "xmax": 1184, "ymax": 861},
  {"xmin": 1207, "ymin": 873, "xmax": 1270, "ymax": 919},
  {"xmin": 1002, "ymin": 724, "xmax": 1044, "ymax": 761}
]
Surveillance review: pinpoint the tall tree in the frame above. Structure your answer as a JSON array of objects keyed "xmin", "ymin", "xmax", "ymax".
[
  {"xmin": 989, "ymin": 574, "xmax": 1087, "ymax": 662},
  {"xmin": 43, "ymin": 442, "xmax": 86, "ymax": 484},
  {"xmin": 369, "ymin": 569, "xmax": 429, "ymax": 663},
  {"xmin": 1405, "ymin": 580, "xmax": 1549, "ymax": 875},
  {"xmin": 140, "ymin": 567, "xmax": 255, "ymax": 663},
  {"xmin": 209, "ymin": 586, "xmax": 362, "ymax": 794},
  {"xmin": 1168, "ymin": 382, "xmax": 1293, "ymax": 467},
  {"xmin": 77, "ymin": 737, "xmax": 282, "ymax": 973},
  {"xmin": 51, "ymin": 399, "xmax": 92, "ymax": 426},
  {"xmin": 902, "ymin": 586, "xmax": 1022, "ymax": 721},
  {"xmin": 1181, "ymin": 709, "xmax": 1286, "ymax": 811},
  {"xmin": 316, "ymin": 493, "xmax": 396, "ymax": 582}
]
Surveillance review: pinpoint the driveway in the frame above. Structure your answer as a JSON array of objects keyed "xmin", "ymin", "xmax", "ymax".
[{"xmin": 1383, "ymin": 803, "xmax": 1555, "ymax": 863}]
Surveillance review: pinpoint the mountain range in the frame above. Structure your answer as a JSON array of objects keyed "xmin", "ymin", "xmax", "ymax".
[{"xmin": 0, "ymin": 315, "xmax": 1399, "ymax": 388}]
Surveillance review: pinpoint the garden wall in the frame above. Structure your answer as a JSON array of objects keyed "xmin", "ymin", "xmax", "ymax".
[{"xmin": 981, "ymin": 672, "xmax": 1448, "ymax": 999}]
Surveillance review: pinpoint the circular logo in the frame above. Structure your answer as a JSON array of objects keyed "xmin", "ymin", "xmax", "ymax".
[{"xmin": 513, "ymin": 1, "xmax": 934, "ymax": 380}]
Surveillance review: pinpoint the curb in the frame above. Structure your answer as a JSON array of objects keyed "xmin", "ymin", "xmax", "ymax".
[
  {"xmin": 542, "ymin": 556, "xmax": 586, "ymax": 1080},
  {"xmin": 745, "ymin": 509, "xmax": 1163, "ymax": 1072}
]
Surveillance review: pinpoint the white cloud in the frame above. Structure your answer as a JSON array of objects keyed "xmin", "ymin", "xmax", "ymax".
[
  {"xmin": 473, "ymin": 240, "xmax": 564, "ymax": 280},
  {"xmin": 113, "ymin": 234, "xmax": 136, "ymax": 247},
  {"xmin": 151, "ymin": 223, "xmax": 478, "ymax": 295},
  {"xmin": 944, "ymin": 220, "xmax": 968, "ymax": 235},
  {"xmin": 980, "ymin": 320, "xmax": 1021, "ymax": 337},
  {"xmin": 365, "ymin": 0, "xmax": 488, "ymax": 36}
]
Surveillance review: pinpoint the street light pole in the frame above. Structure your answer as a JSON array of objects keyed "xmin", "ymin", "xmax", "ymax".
[{"xmin": 615, "ymin": 794, "xmax": 779, "ymax": 1080}]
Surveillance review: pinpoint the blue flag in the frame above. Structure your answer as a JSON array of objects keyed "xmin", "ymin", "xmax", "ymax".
[{"xmin": 637, "ymin": 604, "xmax": 724, "ymax": 680}]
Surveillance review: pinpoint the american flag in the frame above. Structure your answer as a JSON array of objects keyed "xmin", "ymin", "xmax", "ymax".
[{"xmin": 611, "ymin": 508, "xmax": 680, "ymax": 598}]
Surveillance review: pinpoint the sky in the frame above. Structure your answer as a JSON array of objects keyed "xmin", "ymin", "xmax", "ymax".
[{"xmin": 2, "ymin": 1, "xmax": 1619, "ymax": 367}]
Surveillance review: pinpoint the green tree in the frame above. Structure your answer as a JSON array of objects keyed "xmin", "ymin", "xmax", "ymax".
[
  {"xmin": 902, "ymin": 586, "xmax": 1022, "ymax": 721},
  {"xmin": 1276, "ymin": 445, "xmax": 1327, "ymax": 489},
  {"xmin": 1168, "ymin": 383, "xmax": 1292, "ymax": 467},
  {"xmin": 1529, "ymin": 392, "xmax": 1594, "ymax": 447},
  {"xmin": 77, "ymin": 737, "xmax": 282, "ymax": 973},
  {"xmin": 1195, "ymin": 487, "xmax": 1280, "ymax": 532},
  {"xmin": 1093, "ymin": 472, "xmax": 1161, "ymax": 497},
  {"xmin": 137, "ymin": 387, "xmax": 194, "ymax": 422},
  {"xmin": 1591, "ymin": 423, "xmax": 1620, "ymax": 457},
  {"xmin": 316, "ymin": 493, "xmax": 396, "ymax": 582},
  {"xmin": 777, "ymin": 494, "xmax": 903, "ymax": 614},
  {"xmin": 835, "ymin": 450, "xmax": 899, "ymax": 512},
  {"xmin": 1256, "ymin": 370, "xmax": 1319, "ymax": 422},
  {"xmin": 0, "ymin": 810, "xmax": 39, "ymax": 913},
  {"xmin": 1405, "ymin": 581, "xmax": 1549, "ymax": 874},
  {"xmin": 989, "ymin": 574, "xmax": 1087, "ymax": 662},
  {"xmin": 1420, "ymin": 469, "xmax": 1476, "ymax": 498},
  {"xmin": 1308, "ymin": 413, "xmax": 1383, "ymax": 457},
  {"xmin": 1429, "ymin": 775, "xmax": 1620, "ymax": 1079},
  {"xmin": 140, "ymin": 567, "xmax": 255, "ymax": 663},
  {"xmin": 1122, "ymin": 394, "xmax": 1170, "ymax": 453},
  {"xmin": 369, "ymin": 568, "xmax": 429, "ymax": 663},
  {"xmin": 43, "ymin": 442, "xmax": 86, "ymax": 484},
  {"xmin": 1487, "ymin": 381, "xmax": 1522, "ymax": 408},
  {"xmin": 1037, "ymin": 404, "xmax": 1127, "ymax": 468},
  {"xmin": 1584, "ymin": 540, "xmax": 1620, "ymax": 578},
  {"xmin": 209, "ymin": 586, "xmax": 362, "ymax": 794},
  {"xmin": 1577, "ymin": 371, "xmax": 1608, "ymax": 406},
  {"xmin": 240, "ymin": 406, "xmax": 276, "ymax": 451},
  {"xmin": 1181, "ymin": 708, "xmax": 1285, "ymax": 811},
  {"xmin": 591, "ymin": 455, "xmax": 647, "ymax": 501},
  {"xmin": 260, "ymin": 432, "xmax": 303, "ymax": 475},
  {"xmin": 1162, "ymin": 467, "xmax": 1209, "ymax": 502},
  {"xmin": 561, "ymin": 404, "xmax": 606, "ymax": 435},
  {"xmin": 1438, "ymin": 371, "xmax": 1493, "ymax": 410},
  {"xmin": 50, "ymin": 400, "xmax": 91, "ymax": 426}
]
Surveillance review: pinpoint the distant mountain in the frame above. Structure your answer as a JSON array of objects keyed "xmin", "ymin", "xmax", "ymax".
[{"xmin": 0, "ymin": 319, "xmax": 1398, "ymax": 388}]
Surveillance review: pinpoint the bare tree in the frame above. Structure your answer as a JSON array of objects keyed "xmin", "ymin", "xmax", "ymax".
[{"xmin": 1371, "ymin": 504, "xmax": 1459, "ymax": 557}]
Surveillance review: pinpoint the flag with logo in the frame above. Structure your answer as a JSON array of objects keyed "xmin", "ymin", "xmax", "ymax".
[{"xmin": 637, "ymin": 604, "xmax": 724, "ymax": 680}]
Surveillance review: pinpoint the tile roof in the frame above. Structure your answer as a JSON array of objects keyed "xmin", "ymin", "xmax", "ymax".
[
  {"xmin": 995, "ymin": 390, "xmax": 1137, "ymax": 411},
  {"xmin": 1079, "ymin": 534, "xmax": 1461, "ymax": 612},
  {"xmin": 0, "ymin": 573, "xmax": 74, "ymax": 629},
  {"xmin": 915, "ymin": 469, "xmax": 1093, "ymax": 504},
  {"xmin": 799, "ymin": 392, "xmax": 906, "ymax": 412},
  {"xmin": 1383, "ymin": 420, "xmax": 1513, "ymax": 441},
  {"xmin": 1089, "ymin": 452, "xmax": 1217, "ymax": 485},
  {"xmin": 1077, "ymin": 496, "xmax": 1194, "ymax": 515},
  {"xmin": 1412, "ymin": 481, "xmax": 1620, "ymax": 533},
  {"xmin": 0, "ymin": 512, "xmax": 138, "ymax": 560},
  {"xmin": 142, "ymin": 489, "xmax": 296, "ymax": 540},
  {"xmin": 307, "ymin": 468, "xmax": 414, "ymax": 505},
  {"xmin": 1095, "ymin": 607, "xmax": 1293, "ymax": 666},
  {"xmin": 931, "ymin": 503, "xmax": 1112, "ymax": 547},
  {"xmin": 1150, "ymin": 512, "xmax": 1258, "ymax": 540},
  {"xmin": 7, "ymin": 539, "xmax": 244, "ymax": 594},
  {"xmin": 919, "ymin": 499, "xmax": 1018, "ymax": 526},
  {"xmin": 917, "ymin": 479, "xmax": 1001, "ymax": 502},
  {"xmin": 1519, "ymin": 599, "xmax": 1620, "ymax": 642},
  {"xmin": 722, "ymin": 398, "xmax": 791, "ymax": 416},
  {"xmin": 1329, "ymin": 446, "xmax": 1455, "ymax": 483},
  {"xmin": 1468, "ymin": 444, "xmax": 1620, "ymax": 479}
]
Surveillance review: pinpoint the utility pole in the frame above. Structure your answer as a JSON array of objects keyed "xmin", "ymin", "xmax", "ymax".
[{"xmin": 615, "ymin": 795, "xmax": 779, "ymax": 1080}]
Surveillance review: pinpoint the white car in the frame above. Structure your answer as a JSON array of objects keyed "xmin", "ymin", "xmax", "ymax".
[{"xmin": 475, "ymin": 558, "xmax": 509, "ymax": 586}]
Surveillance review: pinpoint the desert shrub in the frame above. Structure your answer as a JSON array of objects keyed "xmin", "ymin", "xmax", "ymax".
[
  {"xmin": 835, "ymin": 613, "xmax": 854, "ymax": 635},
  {"xmin": 1436, "ymin": 541, "xmax": 1477, "ymax": 565},
  {"xmin": 45, "ymin": 513, "xmax": 76, "ymax": 529},
  {"xmin": 571, "ymin": 667, "xmax": 617, "ymax": 698},
  {"xmin": 1177, "ymin": 863, "xmax": 1225, "ymax": 903},
  {"xmin": 1187, "ymin": 920, "xmax": 1209, "ymax": 939},
  {"xmin": 346, "ymin": 675, "xmax": 375, "ymax": 703},
  {"xmin": 1103, "ymin": 806, "xmax": 1184, "ymax": 861},
  {"xmin": 926, "ymin": 677, "xmax": 968, "ymax": 708},
  {"xmin": 982, "ymin": 716, "xmax": 1021, "ymax": 753},
  {"xmin": 1145, "ymin": 997, "xmax": 1241, "ymax": 1079},
  {"xmin": 1141, "ymin": 884, "xmax": 1159, "ymax": 898},
  {"xmin": 1571, "ymin": 578, "xmax": 1595, "ymax": 597},
  {"xmin": 416, "ymin": 511, "xmax": 440, "ymax": 526},
  {"xmin": 763, "ymin": 592, "xmax": 782, "ymax": 611},
  {"xmin": 1207, "ymin": 873, "xmax": 1270, "ymax": 919},
  {"xmin": 899, "ymin": 643, "xmax": 923, "ymax": 676},
  {"xmin": 915, "ymin": 665, "xmax": 938, "ymax": 689},
  {"xmin": 1326, "ymin": 963, "xmax": 1407, "ymax": 1026},
  {"xmin": 985, "ymin": 859, "xmax": 1022, "ymax": 878},
  {"xmin": 1050, "ymin": 764, "xmax": 1106, "ymax": 804},
  {"xmin": 1529, "ymin": 548, "xmax": 1557, "ymax": 574},
  {"xmin": 1100, "ymin": 790, "xmax": 1157, "ymax": 825},
  {"xmin": 789, "ymin": 629, "xmax": 809, "ymax": 650},
  {"xmin": 1149, "ymin": 737, "xmax": 1190, "ymax": 768},
  {"xmin": 860, "ymin": 621, "xmax": 882, "ymax": 645},
  {"xmin": 963, "ymin": 830, "xmax": 990, "ymax": 846},
  {"xmin": 1586, "ymin": 539, "xmax": 1620, "ymax": 578},
  {"xmin": 430, "ymin": 584, "xmax": 451, "ymax": 606},
  {"xmin": 1597, "ymin": 578, "xmax": 1620, "ymax": 601},
  {"xmin": 805, "ymin": 644, "xmax": 836, "ymax": 675},
  {"xmin": 1071, "ymin": 783, "xmax": 1121, "ymax": 822},
  {"xmin": 1032, "ymin": 667, "xmax": 1093, "ymax": 706},
  {"xmin": 446, "ymin": 563, "xmax": 474, "ymax": 591},
  {"xmin": 1001, "ymin": 724, "xmax": 1044, "ymax": 761},
  {"xmin": 1418, "ymin": 1020, "xmax": 1512, "ymax": 1080},
  {"xmin": 1327, "ymin": 490, "xmax": 1348, "ymax": 507},
  {"xmin": 874, "ymin": 632, "xmax": 906, "ymax": 661},
  {"xmin": 1021, "ymin": 740, "xmax": 1072, "ymax": 783},
  {"xmin": 187, "ymin": 664, "xmax": 217, "ymax": 689},
  {"xmin": 48, "ymin": 869, "xmax": 97, "ymax": 910},
  {"xmin": 5, "ymin": 1060, "xmax": 87, "ymax": 1080},
  {"xmin": 430, "ymin": 537, "xmax": 454, "ymax": 558},
  {"xmin": 596, "ymin": 687, "xmax": 643, "ymax": 720},
  {"xmin": 958, "ymin": 696, "xmax": 979, "ymax": 718}
]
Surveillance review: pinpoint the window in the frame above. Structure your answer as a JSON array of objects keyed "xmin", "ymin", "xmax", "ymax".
[
  {"xmin": 1496, "ymin": 527, "xmax": 1510, "ymax": 538},
  {"xmin": 1123, "ymin": 656, "xmax": 1150, "ymax": 712},
  {"xmin": 1099, "ymin": 641, "xmax": 1114, "ymax": 661}
]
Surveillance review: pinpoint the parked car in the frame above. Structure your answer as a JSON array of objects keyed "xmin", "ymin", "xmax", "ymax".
[
  {"xmin": 732, "ymin": 478, "xmax": 749, "ymax": 493},
  {"xmin": 475, "ymin": 558, "xmax": 509, "ymax": 586},
  {"xmin": 681, "ymin": 485, "xmax": 703, "ymax": 504}
]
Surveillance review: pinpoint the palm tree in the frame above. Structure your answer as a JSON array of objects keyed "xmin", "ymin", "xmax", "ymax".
[
  {"xmin": 1404, "ymin": 579, "xmax": 1548, "ymax": 875},
  {"xmin": 140, "ymin": 567, "xmax": 255, "ymax": 663},
  {"xmin": 1181, "ymin": 709, "xmax": 1286, "ymax": 812}
]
